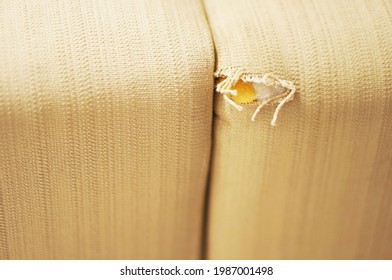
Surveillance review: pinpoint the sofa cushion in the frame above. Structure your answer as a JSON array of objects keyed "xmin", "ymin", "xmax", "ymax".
[
  {"xmin": 0, "ymin": 0, "xmax": 214, "ymax": 259},
  {"xmin": 204, "ymin": 0, "xmax": 392, "ymax": 259}
]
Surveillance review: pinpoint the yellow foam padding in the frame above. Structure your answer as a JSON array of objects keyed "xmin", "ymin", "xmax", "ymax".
[
  {"xmin": 217, "ymin": 78, "xmax": 257, "ymax": 104},
  {"xmin": 231, "ymin": 79, "xmax": 256, "ymax": 104}
]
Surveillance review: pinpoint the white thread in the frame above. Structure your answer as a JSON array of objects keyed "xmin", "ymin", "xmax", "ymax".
[
  {"xmin": 251, "ymin": 100, "xmax": 269, "ymax": 122},
  {"xmin": 224, "ymin": 95, "xmax": 243, "ymax": 111},
  {"xmin": 271, "ymin": 81, "xmax": 296, "ymax": 126}
]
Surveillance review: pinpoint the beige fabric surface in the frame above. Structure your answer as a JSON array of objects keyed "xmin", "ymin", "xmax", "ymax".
[
  {"xmin": 0, "ymin": 0, "xmax": 214, "ymax": 259},
  {"xmin": 204, "ymin": 0, "xmax": 392, "ymax": 259}
]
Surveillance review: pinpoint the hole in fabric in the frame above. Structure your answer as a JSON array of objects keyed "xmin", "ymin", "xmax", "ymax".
[{"xmin": 215, "ymin": 67, "xmax": 297, "ymax": 126}]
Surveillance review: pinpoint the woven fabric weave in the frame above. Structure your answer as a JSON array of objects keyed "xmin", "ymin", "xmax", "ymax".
[
  {"xmin": 204, "ymin": 0, "xmax": 392, "ymax": 259},
  {"xmin": 0, "ymin": 0, "xmax": 214, "ymax": 259}
]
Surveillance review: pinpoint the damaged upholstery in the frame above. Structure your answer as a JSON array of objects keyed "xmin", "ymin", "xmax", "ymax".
[
  {"xmin": 1, "ymin": 0, "xmax": 392, "ymax": 260},
  {"xmin": 204, "ymin": 0, "xmax": 392, "ymax": 259}
]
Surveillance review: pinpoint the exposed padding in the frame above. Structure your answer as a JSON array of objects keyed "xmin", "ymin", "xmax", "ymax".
[
  {"xmin": 215, "ymin": 68, "xmax": 296, "ymax": 125},
  {"xmin": 204, "ymin": 0, "xmax": 392, "ymax": 259},
  {"xmin": 0, "ymin": 0, "xmax": 214, "ymax": 259}
]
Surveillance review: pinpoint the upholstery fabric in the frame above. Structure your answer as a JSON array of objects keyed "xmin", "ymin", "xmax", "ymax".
[
  {"xmin": 0, "ymin": 0, "xmax": 214, "ymax": 259},
  {"xmin": 204, "ymin": 0, "xmax": 392, "ymax": 259}
]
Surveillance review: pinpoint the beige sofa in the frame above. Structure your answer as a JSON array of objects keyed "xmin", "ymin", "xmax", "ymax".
[{"xmin": 1, "ymin": 0, "xmax": 391, "ymax": 259}]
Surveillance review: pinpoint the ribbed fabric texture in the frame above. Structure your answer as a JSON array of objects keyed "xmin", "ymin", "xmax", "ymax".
[
  {"xmin": 0, "ymin": 0, "xmax": 214, "ymax": 259},
  {"xmin": 204, "ymin": 0, "xmax": 392, "ymax": 259}
]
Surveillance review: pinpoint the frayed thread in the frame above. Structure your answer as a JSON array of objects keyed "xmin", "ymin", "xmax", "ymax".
[{"xmin": 215, "ymin": 67, "xmax": 296, "ymax": 126}]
